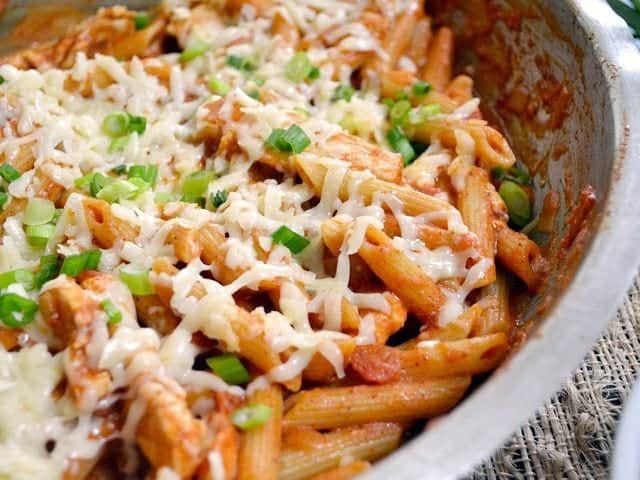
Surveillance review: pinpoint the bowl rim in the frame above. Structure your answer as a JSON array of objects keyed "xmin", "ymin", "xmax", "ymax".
[{"xmin": 361, "ymin": 1, "xmax": 640, "ymax": 478}]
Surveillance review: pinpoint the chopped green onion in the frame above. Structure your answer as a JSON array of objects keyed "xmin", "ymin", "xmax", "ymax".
[
  {"xmin": 0, "ymin": 164, "xmax": 21, "ymax": 183},
  {"xmin": 412, "ymin": 81, "xmax": 432, "ymax": 96},
  {"xmin": 25, "ymin": 224, "xmax": 56, "ymax": 248},
  {"xmin": 119, "ymin": 266, "xmax": 155, "ymax": 295},
  {"xmin": 180, "ymin": 40, "xmax": 209, "ymax": 62},
  {"xmin": 491, "ymin": 166, "xmax": 532, "ymax": 186},
  {"xmin": 390, "ymin": 100, "xmax": 411, "ymax": 126},
  {"xmin": 382, "ymin": 98, "xmax": 395, "ymax": 109},
  {"xmin": 284, "ymin": 52, "xmax": 314, "ymax": 82},
  {"xmin": 111, "ymin": 164, "xmax": 128, "ymax": 175},
  {"xmin": 96, "ymin": 179, "xmax": 143, "ymax": 203},
  {"xmin": 265, "ymin": 125, "xmax": 310, "ymax": 154},
  {"xmin": 61, "ymin": 250, "xmax": 101, "ymax": 276},
  {"xmin": 0, "ymin": 269, "xmax": 35, "ymax": 290},
  {"xmin": 208, "ymin": 76, "xmax": 231, "ymax": 95},
  {"xmin": 499, "ymin": 180, "xmax": 532, "ymax": 228},
  {"xmin": 0, "ymin": 75, "xmax": 5, "ymax": 85},
  {"xmin": 308, "ymin": 66, "xmax": 320, "ymax": 80},
  {"xmin": 23, "ymin": 198, "xmax": 55, "ymax": 226},
  {"xmin": 182, "ymin": 171, "xmax": 216, "ymax": 197},
  {"xmin": 127, "ymin": 114, "xmax": 147, "ymax": 135},
  {"xmin": 210, "ymin": 189, "xmax": 228, "ymax": 209},
  {"xmin": 247, "ymin": 90, "xmax": 261, "ymax": 101},
  {"xmin": 102, "ymin": 112, "xmax": 130, "ymax": 138},
  {"xmin": 34, "ymin": 254, "xmax": 60, "ymax": 288},
  {"xmin": 128, "ymin": 165, "xmax": 158, "ymax": 187},
  {"xmin": 387, "ymin": 127, "xmax": 416, "ymax": 166},
  {"xmin": 109, "ymin": 135, "xmax": 131, "ymax": 154},
  {"xmin": 101, "ymin": 299, "xmax": 123, "ymax": 325},
  {"xmin": 395, "ymin": 91, "xmax": 410, "ymax": 101},
  {"xmin": 231, "ymin": 405, "xmax": 272, "ymax": 430},
  {"xmin": 226, "ymin": 55, "xmax": 255, "ymax": 71},
  {"xmin": 51, "ymin": 208, "xmax": 63, "ymax": 225},
  {"xmin": 0, "ymin": 293, "xmax": 38, "ymax": 328},
  {"xmin": 133, "ymin": 12, "xmax": 151, "ymax": 30},
  {"xmin": 90, "ymin": 173, "xmax": 108, "ymax": 197},
  {"xmin": 155, "ymin": 192, "xmax": 179, "ymax": 203},
  {"xmin": 283, "ymin": 125, "xmax": 311, "ymax": 153},
  {"xmin": 271, "ymin": 225, "xmax": 310, "ymax": 254},
  {"xmin": 207, "ymin": 354, "xmax": 250, "ymax": 385},
  {"xmin": 0, "ymin": 191, "xmax": 8, "ymax": 209},
  {"xmin": 333, "ymin": 85, "xmax": 355, "ymax": 102},
  {"xmin": 408, "ymin": 104, "xmax": 441, "ymax": 124},
  {"xmin": 265, "ymin": 128, "xmax": 288, "ymax": 152},
  {"xmin": 180, "ymin": 194, "xmax": 206, "ymax": 207}
]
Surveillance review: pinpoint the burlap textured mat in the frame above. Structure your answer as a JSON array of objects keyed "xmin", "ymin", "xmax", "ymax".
[{"xmin": 469, "ymin": 277, "xmax": 640, "ymax": 479}]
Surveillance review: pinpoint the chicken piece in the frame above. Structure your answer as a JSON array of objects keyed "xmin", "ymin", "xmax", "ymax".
[
  {"xmin": 0, "ymin": 6, "xmax": 167, "ymax": 70},
  {"xmin": 39, "ymin": 278, "xmax": 111, "ymax": 410},
  {"xmin": 132, "ymin": 374, "xmax": 209, "ymax": 477},
  {"xmin": 197, "ymin": 412, "xmax": 240, "ymax": 480},
  {"xmin": 305, "ymin": 133, "xmax": 403, "ymax": 184}
]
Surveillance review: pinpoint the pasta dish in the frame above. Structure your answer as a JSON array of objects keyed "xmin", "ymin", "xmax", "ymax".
[{"xmin": 0, "ymin": 1, "xmax": 550, "ymax": 478}]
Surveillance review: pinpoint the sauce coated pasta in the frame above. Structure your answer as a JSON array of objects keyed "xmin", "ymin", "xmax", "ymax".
[{"xmin": 0, "ymin": 1, "xmax": 548, "ymax": 479}]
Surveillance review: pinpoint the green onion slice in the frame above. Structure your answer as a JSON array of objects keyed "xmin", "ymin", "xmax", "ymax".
[
  {"xmin": 155, "ymin": 192, "xmax": 179, "ymax": 203},
  {"xmin": 271, "ymin": 225, "xmax": 310, "ymax": 254},
  {"xmin": 182, "ymin": 171, "xmax": 216, "ymax": 197},
  {"xmin": 96, "ymin": 179, "xmax": 143, "ymax": 203},
  {"xmin": 210, "ymin": 189, "xmax": 228, "ymax": 209},
  {"xmin": 25, "ymin": 224, "xmax": 56, "ymax": 248},
  {"xmin": 333, "ymin": 85, "xmax": 355, "ymax": 102},
  {"xmin": 23, "ymin": 198, "xmax": 55, "ymax": 226},
  {"xmin": 491, "ymin": 166, "xmax": 532, "ymax": 186},
  {"xmin": 128, "ymin": 165, "xmax": 158, "ymax": 187},
  {"xmin": 180, "ymin": 194, "xmax": 206, "ymax": 207},
  {"xmin": 208, "ymin": 76, "xmax": 231, "ymax": 95},
  {"xmin": 127, "ymin": 114, "xmax": 147, "ymax": 135},
  {"xmin": 0, "ymin": 191, "xmax": 8, "ymax": 209},
  {"xmin": 180, "ymin": 40, "xmax": 209, "ymax": 62},
  {"xmin": 390, "ymin": 100, "xmax": 411, "ymax": 126},
  {"xmin": 207, "ymin": 354, "xmax": 250, "ymax": 385},
  {"xmin": 101, "ymin": 299, "xmax": 123, "ymax": 325},
  {"xmin": 265, "ymin": 125, "xmax": 311, "ymax": 154},
  {"xmin": 0, "ymin": 164, "xmax": 21, "ymax": 183},
  {"xmin": 412, "ymin": 81, "xmax": 432, "ymax": 96},
  {"xmin": 284, "ymin": 52, "xmax": 314, "ymax": 82},
  {"xmin": 226, "ymin": 55, "xmax": 255, "ymax": 71},
  {"xmin": 102, "ymin": 112, "xmax": 130, "ymax": 138},
  {"xmin": 387, "ymin": 127, "xmax": 416, "ymax": 166},
  {"xmin": 231, "ymin": 404, "xmax": 272, "ymax": 430},
  {"xmin": 111, "ymin": 164, "xmax": 128, "ymax": 175},
  {"xmin": 0, "ymin": 75, "xmax": 5, "ymax": 85},
  {"xmin": 0, "ymin": 269, "xmax": 35, "ymax": 290},
  {"xmin": 133, "ymin": 12, "xmax": 151, "ymax": 30},
  {"xmin": 119, "ymin": 266, "xmax": 154, "ymax": 295},
  {"xmin": 34, "ymin": 255, "xmax": 60, "ymax": 289},
  {"xmin": 109, "ymin": 135, "xmax": 131, "ymax": 154},
  {"xmin": 0, "ymin": 293, "xmax": 38, "ymax": 328},
  {"xmin": 499, "ymin": 180, "xmax": 532, "ymax": 228},
  {"xmin": 61, "ymin": 250, "xmax": 102, "ymax": 277}
]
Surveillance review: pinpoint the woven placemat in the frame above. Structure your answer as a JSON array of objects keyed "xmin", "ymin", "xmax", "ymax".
[{"xmin": 468, "ymin": 276, "xmax": 640, "ymax": 479}]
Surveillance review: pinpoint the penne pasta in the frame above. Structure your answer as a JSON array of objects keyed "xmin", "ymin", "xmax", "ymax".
[
  {"xmin": 283, "ymin": 376, "xmax": 470, "ymax": 429},
  {"xmin": 279, "ymin": 423, "xmax": 401, "ymax": 480},
  {"xmin": 238, "ymin": 386, "xmax": 283, "ymax": 480},
  {"xmin": 458, "ymin": 166, "xmax": 497, "ymax": 287}
]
